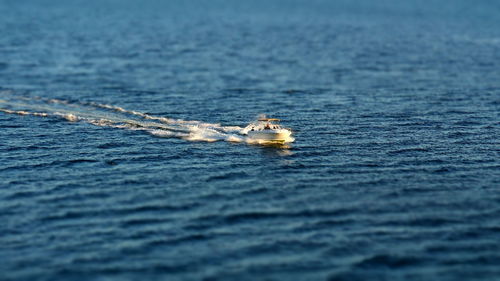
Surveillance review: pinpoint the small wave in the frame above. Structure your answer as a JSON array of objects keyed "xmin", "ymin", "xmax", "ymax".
[
  {"xmin": 66, "ymin": 159, "xmax": 99, "ymax": 164},
  {"xmin": 206, "ymin": 171, "xmax": 249, "ymax": 182},
  {"xmin": 354, "ymin": 254, "xmax": 425, "ymax": 269},
  {"xmin": 388, "ymin": 147, "xmax": 429, "ymax": 154},
  {"xmin": 96, "ymin": 142, "xmax": 128, "ymax": 149},
  {"xmin": 120, "ymin": 217, "xmax": 171, "ymax": 227}
]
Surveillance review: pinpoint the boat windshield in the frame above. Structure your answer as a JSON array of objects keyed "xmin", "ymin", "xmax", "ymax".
[
  {"xmin": 259, "ymin": 121, "xmax": 281, "ymax": 130},
  {"xmin": 244, "ymin": 118, "xmax": 285, "ymax": 134}
]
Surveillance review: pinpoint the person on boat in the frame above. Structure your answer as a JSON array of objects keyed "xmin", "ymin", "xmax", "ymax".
[{"xmin": 264, "ymin": 123, "xmax": 271, "ymax": 130}]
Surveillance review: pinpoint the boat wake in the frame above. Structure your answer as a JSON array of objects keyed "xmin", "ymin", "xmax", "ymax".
[{"xmin": 0, "ymin": 94, "xmax": 294, "ymax": 145}]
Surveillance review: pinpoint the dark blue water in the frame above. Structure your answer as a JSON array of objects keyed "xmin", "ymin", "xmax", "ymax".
[{"xmin": 1, "ymin": 1, "xmax": 499, "ymax": 280}]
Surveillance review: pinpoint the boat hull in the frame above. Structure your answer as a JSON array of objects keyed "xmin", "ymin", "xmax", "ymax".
[{"xmin": 247, "ymin": 130, "xmax": 291, "ymax": 142}]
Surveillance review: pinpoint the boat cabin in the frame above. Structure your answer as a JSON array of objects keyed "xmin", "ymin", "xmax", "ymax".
[{"xmin": 250, "ymin": 118, "xmax": 282, "ymax": 131}]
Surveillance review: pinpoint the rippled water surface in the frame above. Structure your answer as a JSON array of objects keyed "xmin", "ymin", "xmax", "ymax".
[{"xmin": 1, "ymin": 1, "xmax": 499, "ymax": 280}]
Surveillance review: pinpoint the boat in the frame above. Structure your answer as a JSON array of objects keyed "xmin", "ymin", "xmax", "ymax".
[{"xmin": 244, "ymin": 118, "xmax": 292, "ymax": 143}]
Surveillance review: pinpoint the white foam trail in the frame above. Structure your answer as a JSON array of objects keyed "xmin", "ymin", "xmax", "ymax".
[
  {"xmin": 0, "ymin": 108, "xmax": 49, "ymax": 117},
  {"xmin": 0, "ymin": 95, "xmax": 294, "ymax": 145},
  {"xmin": 86, "ymin": 101, "xmax": 243, "ymax": 133},
  {"xmin": 16, "ymin": 96, "xmax": 245, "ymax": 134},
  {"xmin": 54, "ymin": 112, "xmax": 79, "ymax": 122}
]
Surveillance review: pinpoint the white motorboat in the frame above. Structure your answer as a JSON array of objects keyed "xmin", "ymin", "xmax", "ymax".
[{"xmin": 244, "ymin": 118, "xmax": 293, "ymax": 143}]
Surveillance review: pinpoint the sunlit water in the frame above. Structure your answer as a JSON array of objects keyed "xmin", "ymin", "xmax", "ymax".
[{"xmin": 1, "ymin": 1, "xmax": 499, "ymax": 280}]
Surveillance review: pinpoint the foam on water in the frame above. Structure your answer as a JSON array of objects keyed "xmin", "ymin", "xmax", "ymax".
[
  {"xmin": 0, "ymin": 108, "xmax": 49, "ymax": 117},
  {"xmin": 0, "ymin": 95, "xmax": 294, "ymax": 145}
]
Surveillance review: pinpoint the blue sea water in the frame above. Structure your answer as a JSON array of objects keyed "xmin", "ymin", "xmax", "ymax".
[{"xmin": 1, "ymin": 0, "xmax": 499, "ymax": 280}]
